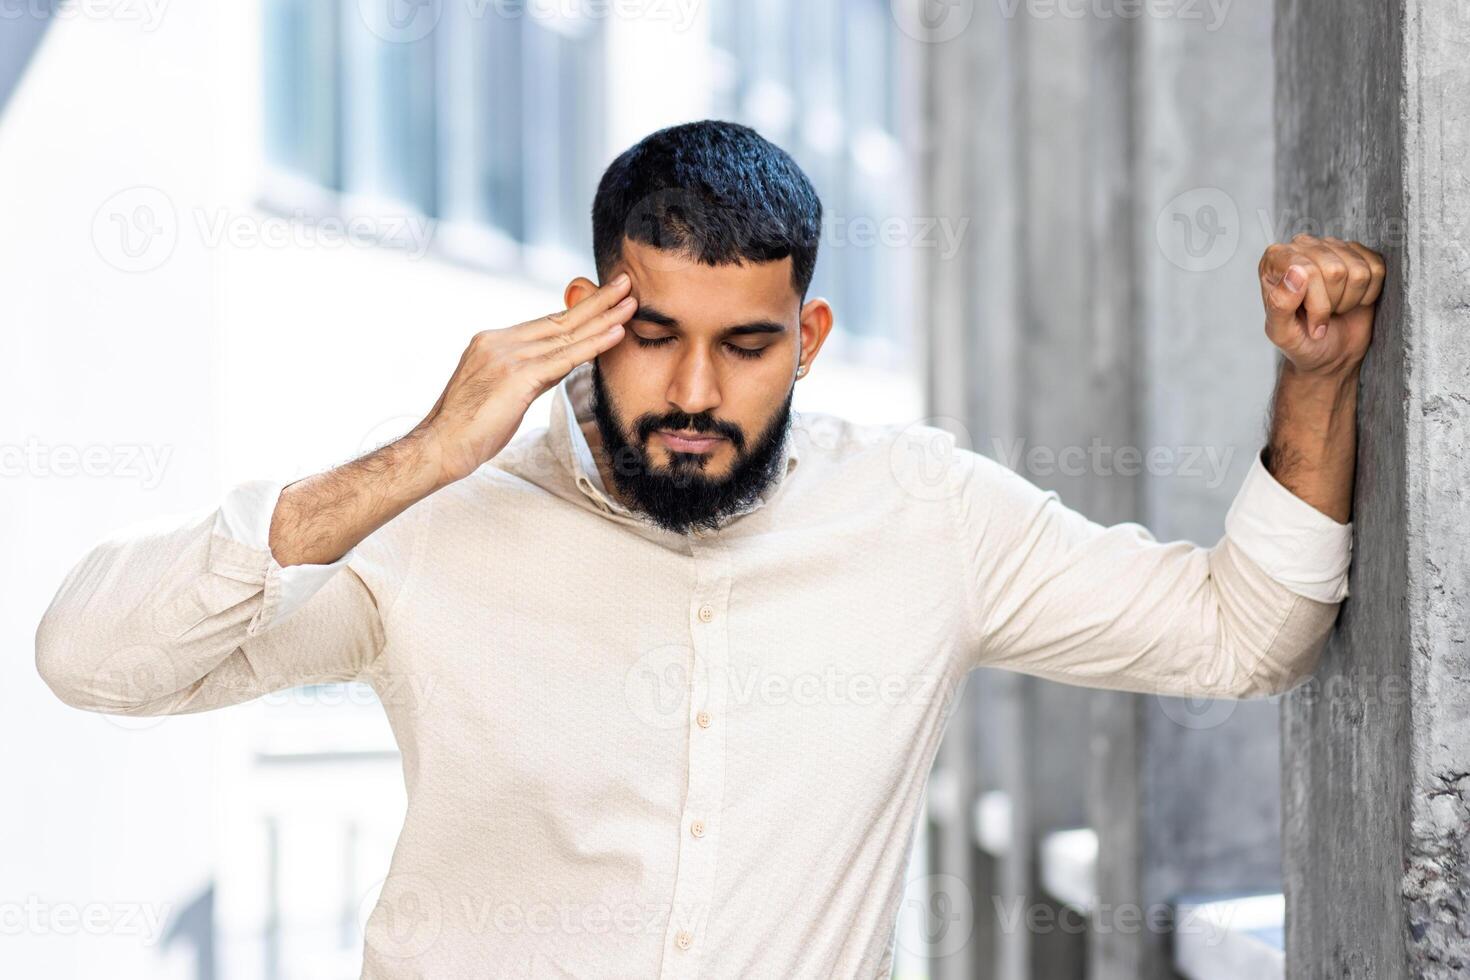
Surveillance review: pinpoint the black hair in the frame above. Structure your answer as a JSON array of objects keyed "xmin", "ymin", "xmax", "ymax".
[{"xmin": 591, "ymin": 120, "xmax": 823, "ymax": 301}]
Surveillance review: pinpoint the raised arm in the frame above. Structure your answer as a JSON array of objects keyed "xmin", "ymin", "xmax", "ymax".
[
  {"xmin": 270, "ymin": 273, "xmax": 638, "ymax": 567},
  {"xmin": 35, "ymin": 276, "xmax": 638, "ymax": 715},
  {"xmin": 1257, "ymin": 234, "xmax": 1385, "ymax": 523},
  {"xmin": 956, "ymin": 236, "xmax": 1383, "ymax": 699}
]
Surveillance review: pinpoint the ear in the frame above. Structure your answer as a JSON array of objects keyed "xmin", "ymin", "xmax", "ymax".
[
  {"xmin": 564, "ymin": 276, "xmax": 600, "ymax": 310},
  {"xmin": 796, "ymin": 297, "xmax": 836, "ymax": 376}
]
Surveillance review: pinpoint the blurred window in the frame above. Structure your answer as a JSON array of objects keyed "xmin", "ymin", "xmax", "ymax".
[
  {"xmin": 263, "ymin": 0, "xmax": 913, "ymax": 368},
  {"xmin": 263, "ymin": 0, "xmax": 605, "ymax": 279},
  {"xmin": 710, "ymin": 0, "xmax": 915, "ymax": 369}
]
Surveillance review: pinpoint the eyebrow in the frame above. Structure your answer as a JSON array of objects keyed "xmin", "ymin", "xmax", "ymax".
[{"xmin": 632, "ymin": 304, "xmax": 789, "ymax": 338}]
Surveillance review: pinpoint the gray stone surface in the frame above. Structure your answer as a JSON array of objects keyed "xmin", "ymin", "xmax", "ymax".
[
  {"xmin": 994, "ymin": 8, "xmax": 1097, "ymax": 978},
  {"xmin": 920, "ymin": 0, "xmax": 1470, "ymax": 975},
  {"xmin": 920, "ymin": 4, "xmax": 1094, "ymax": 976},
  {"xmin": 917, "ymin": 5, "xmax": 1017, "ymax": 976},
  {"xmin": 1278, "ymin": 1, "xmax": 1470, "ymax": 976}
]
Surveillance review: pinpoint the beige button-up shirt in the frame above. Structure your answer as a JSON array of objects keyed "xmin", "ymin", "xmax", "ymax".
[{"xmin": 36, "ymin": 361, "xmax": 1351, "ymax": 978}]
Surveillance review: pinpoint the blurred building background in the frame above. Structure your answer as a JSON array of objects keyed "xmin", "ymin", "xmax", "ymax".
[{"xmin": 4, "ymin": 1, "xmax": 1466, "ymax": 979}]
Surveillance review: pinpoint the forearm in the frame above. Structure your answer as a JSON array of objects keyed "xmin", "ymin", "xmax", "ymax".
[
  {"xmin": 37, "ymin": 488, "xmax": 393, "ymax": 714},
  {"xmin": 1264, "ymin": 357, "xmax": 1359, "ymax": 524},
  {"xmin": 270, "ymin": 425, "xmax": 446, "ymax": 567}
]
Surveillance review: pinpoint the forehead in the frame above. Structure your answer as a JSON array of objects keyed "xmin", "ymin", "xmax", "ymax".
[{"xmin": 615, "ymin": 239, "xmax": 800, "ymax": 325}]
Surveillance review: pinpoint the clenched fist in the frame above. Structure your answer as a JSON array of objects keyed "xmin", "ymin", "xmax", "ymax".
[
  {"xmin": 415, "ymin": 274, "xmax": 637, "ymax": 487},
  {"xmin": 1258, "ymin": 234, "xmax": 1387, "ymax": 377}
]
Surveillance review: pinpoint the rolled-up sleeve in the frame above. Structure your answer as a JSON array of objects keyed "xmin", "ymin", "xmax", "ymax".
[
  {"xmin": 34, "ymin": 479, "xmax": 423, "ymax": 716},
  {"xmin": 216, "ymin": 479, "xmax": 359, "ymax": 629},
  {"xmin": 1222, "ymin": 450, "xmax": 1353, "ymax": 603},
  {"xmin": 955, "ymin": 445, "xmax": 1350, "ymax": 699}
]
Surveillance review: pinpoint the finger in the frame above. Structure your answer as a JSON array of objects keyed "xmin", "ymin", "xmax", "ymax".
[
  {"xmin": 527, "ymin": 274, "xmax": 633, "ymax": 337},
  {"xmin": 528, "ymin": 315, "xmax": 629, "ymax": 388},
  {"xmin": 1263, "ymin": 260, "xmax": 1310, "ymax": 345},
  {"xmin": 1259, "ymin": 242, "xmax": 1305, "ymax": 293},
  {"xmin": 1258, "ymin": 242, "xmax": 1287, "ymax": 288},
  {"xmin": 1320, "ymin": 237, "xmax": 1372, "ymax": 311},
  {"xmin": 1341, "ymin": 240, "xmax": 1387, "ymax": 306},
  {"xmin": 1296, "ymin": 238, "xmax": 1350, "ymax": 313},
  {"xmin": 524, "ymin": 294, "xmax": 637, "ymax": 360},
  {"xmin": 1299, "ymin": 258, "xmax": 1334, "ymax": 339}
]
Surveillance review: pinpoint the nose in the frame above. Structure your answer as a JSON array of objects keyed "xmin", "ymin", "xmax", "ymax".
[{"xmin": 665, "ymin": 345, "xmax": 723, "ymax": 419}]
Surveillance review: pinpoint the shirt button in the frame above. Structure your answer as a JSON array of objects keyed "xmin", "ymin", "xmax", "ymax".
[
  {"xmin": 676, "ymin": 930, "xmax": 693, "ymax": 950},
  {"xmin": 696, "ymin": 711, "xmax": 711, "ymax": 729},
  {"xmin": 697, "ymin": 604, "xmax": 714, "ymax": 623},
  {"xmin": 691, "ymin": 819, "xmax": 706, "ymax": 838}
]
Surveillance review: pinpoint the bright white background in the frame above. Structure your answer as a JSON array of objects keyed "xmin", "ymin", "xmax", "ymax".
[{"xmin": 1, "ymin": 4, "xmax": 926, "ymax": 978}]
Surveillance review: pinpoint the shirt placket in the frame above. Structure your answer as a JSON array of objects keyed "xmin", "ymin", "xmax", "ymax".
[{"xmin": 657, "ymin": 534, "xmax": 731, "ymax": 978}]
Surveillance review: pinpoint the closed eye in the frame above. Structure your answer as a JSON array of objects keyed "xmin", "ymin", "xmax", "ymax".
[{"xmin": 632, "ymin": 335, "xmax": 767, "ymax": 359}]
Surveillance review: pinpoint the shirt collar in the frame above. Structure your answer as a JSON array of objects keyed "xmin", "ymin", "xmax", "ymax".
[{"xmin": 546, "ymin": 361, "xmax": 801, "ymax": 528}]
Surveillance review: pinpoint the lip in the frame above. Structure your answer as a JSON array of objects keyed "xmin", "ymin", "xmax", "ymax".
[{"xmin": 656, "ymin": 430, "xmax": 726, "ymax": 453}]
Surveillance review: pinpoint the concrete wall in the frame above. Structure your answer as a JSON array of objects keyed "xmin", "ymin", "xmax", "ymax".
[
  {"xmin": 917, "ymin": 5, "xmax": 1017, "ymax": 976},
  {"xmin": 1278, "ymin": 1, "xmax": 1470, "ymax": 975}
]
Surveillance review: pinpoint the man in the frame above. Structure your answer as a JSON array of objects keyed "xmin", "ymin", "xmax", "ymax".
[{"xmin": 36, "ymin": 120, "xmax": 1381, "ymax": 977}]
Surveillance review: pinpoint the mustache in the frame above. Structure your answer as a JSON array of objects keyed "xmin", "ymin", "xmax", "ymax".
[{"xmin": 635, "ymin": 413, "xmax": 746, "ymax": 452}]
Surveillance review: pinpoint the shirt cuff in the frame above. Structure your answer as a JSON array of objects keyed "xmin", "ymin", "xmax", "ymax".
[
  {"xmin": 1223, "ymin": 449, "xmax": 1353, "ymax": 604},
  {"xmin": 213, "ymin": 479, "xmax": 357, "ymax": 626}
]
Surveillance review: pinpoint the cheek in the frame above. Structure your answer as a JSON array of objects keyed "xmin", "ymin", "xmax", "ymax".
[
  {"xmin": 723, "ymin": 393, "xmax": 784, "ymax": 446},
  {"xmin": 596, "ymin": 354, "xmax": 664, "ymax": 427},
  {"xmin": 599, "ymin": 345, "xmax": 655, "ymax": 394}
]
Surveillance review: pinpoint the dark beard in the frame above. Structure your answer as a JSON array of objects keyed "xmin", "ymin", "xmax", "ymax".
[{"xmin": 588, "ymin": 359, "xmax": 794, "ymax": 535}]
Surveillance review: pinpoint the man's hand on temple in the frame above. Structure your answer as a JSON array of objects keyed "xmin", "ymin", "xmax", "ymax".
[{"xmin": 266, "ymin": 275, "xmax": 636, "ymax": 568}]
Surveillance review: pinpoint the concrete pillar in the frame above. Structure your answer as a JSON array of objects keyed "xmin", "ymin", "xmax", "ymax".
[
  {"xmin": 1277, "ymin": 2, "xmax": 1470, "ymax": 975},
  {"xmin": 918, "ymin": 2, "xmax": 1095, "ymax": 976},
  {"xmin": 916, "ymin": 3, "xmax": 1018, "ymax": 976},
  {"xmin": 922, "ymin": 2, "xmax": 1305, "ymax": 977},
  {"xmin": 995, "ymin": 8, "xmax": 1098, "ymax": 977}
]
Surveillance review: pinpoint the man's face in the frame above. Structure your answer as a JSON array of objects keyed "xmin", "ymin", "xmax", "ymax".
[{"xmin": 571, "ymin": 239, "xmax": 828, "ymax": 534}]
